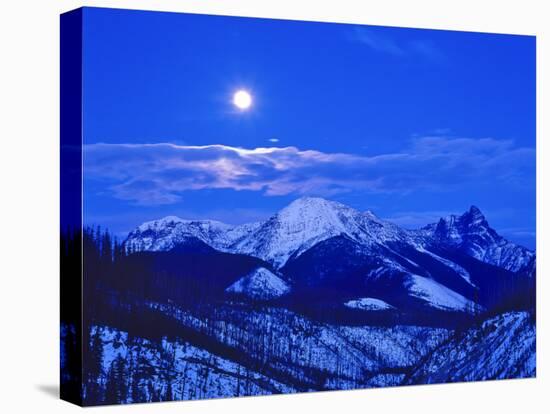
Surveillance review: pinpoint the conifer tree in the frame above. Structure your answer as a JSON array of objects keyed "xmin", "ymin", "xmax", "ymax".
[
  {"xmin": 105, "ymin": 355, "xmax": 128, "ymax": 404},
  {"xmin": 84, "ymin": 328, "xmax": 104, "ymax": 404}
]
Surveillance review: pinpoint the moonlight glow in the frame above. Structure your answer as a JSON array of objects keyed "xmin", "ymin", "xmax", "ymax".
[{"xmin": 233, "ymin": 90, "xmax": 252, "ymax": 110}]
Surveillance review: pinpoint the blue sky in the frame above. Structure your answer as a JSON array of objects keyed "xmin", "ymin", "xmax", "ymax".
[{"xmin": 81, "ymin": 7, "xmax": 536, "ymax": 248}]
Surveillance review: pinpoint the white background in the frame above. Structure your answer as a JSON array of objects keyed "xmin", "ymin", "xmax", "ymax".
[{"xmin": 0, "ymin": 0, "xmax": 547, "ymax": 412}]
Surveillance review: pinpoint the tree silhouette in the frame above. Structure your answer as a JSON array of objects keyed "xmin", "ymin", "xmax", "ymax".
[{"xmin": 105, "ymin": 354, "xmax": 128, "ymax": 404}]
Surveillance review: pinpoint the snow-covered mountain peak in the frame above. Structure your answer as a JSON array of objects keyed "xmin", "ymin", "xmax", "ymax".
[
  {"xmin": 126, "ymin": 216, "xmax": 237, "ymax": 253},
  {"xmin": 277, "ymin": 197, "xmax": 357, "ymax": 232},
  {"xmin": 136, "ymin": 215, "xmax": 235, "ymax": 234},
  {"xmin": 458, "ymin": 205, "xmax": 489, "ymax": 229},
  {"xmin": 363, "ymin": 209, "xmax": 377, "ymax": 218},
  {"xmin": 426, "ymin": 207, "xmax": 534, "ymax": 273},
  {"xmin": 279, "ymin": 197, "xmax": 358, "ymax": 218},
  {"xmin": 126, "ymin": 197, "xmax": 413, "ymax": 267},
  {"xmin": 225, "ymin": 267, "xmax": 290, "ymax": 300},
  {"xmin": 467, "ymin": 205, "xmax": 485, "ymax": 220},
  {"xmin": 433, "ymin": 206, "xmax": 491, "ymax": 243},
  {"xmin": 232, "ymin": 197, "xmax": 406, "ymax": 267},
  {"xmin": 137, "ymin": 216, "xmax": 186, "ymax": 232}
]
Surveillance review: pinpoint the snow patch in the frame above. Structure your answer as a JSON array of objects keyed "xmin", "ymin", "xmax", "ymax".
[
  {"xmin": 418, "ymin": 247, "xmax": 474, "ymax": 286},
  {"xmin": 406, "ymin": 274, "xmax": 482, "ymax": 313},
  {"xmin": 344, "ymin": 297, "xmax": 395, "ymax": 311}
]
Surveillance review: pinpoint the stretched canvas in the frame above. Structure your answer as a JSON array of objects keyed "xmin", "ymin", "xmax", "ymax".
[{"xmin": 60, "ymin": 7, "xmax": 536, "ymax": 406}]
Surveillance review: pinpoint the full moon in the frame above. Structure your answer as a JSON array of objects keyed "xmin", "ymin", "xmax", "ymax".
[{"xmin": 233, "ymin": 90, "xmax": 252, "ymax": 110}]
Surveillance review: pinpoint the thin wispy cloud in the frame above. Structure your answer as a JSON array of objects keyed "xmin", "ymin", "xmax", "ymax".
[
  {"xmin": 409, "ymin": 39, "xmax": 446, "ymax": 62},
  {"xmin": 352, "ymin": 27, "xmax": 405, "ymax": 56},
  {"xmin": 499, "ymin": 227, "xmax": 536, "ymax": 238},
  {"xmin": 382, "ymin": 210, "xmax": 457, "ymax": 229},
  {"xmin": 351, "ymin": 27, "xmax": 445, "ymax": 62},
  {"xmin": 84, "ymin": 137, "xmax": 535, "ymax": 205}
]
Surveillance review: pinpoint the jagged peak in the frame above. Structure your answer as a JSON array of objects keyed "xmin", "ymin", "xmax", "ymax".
[
  {"xmin": 468, "ymin": 205, "xmax": 483, "ymax": 215},
  {"xmin": 464, "ymin": 205, "xmax": 486, "ymax": 221},
  {"xmin": 135, "ymin": 216, "xmax": 185, "ymax": 232},
  {"xmin": 157, "ymin": 215, "xmax": 186, "ymax": 224},
  {"xmin": 136, "ymin": 215, "xmax": 231, "ymax": 232},
  {"xmin": 435, "ymin": 206, "xmax": 488, "ymax": 229}
]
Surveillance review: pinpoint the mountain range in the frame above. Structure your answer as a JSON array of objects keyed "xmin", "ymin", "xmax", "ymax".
[
  {"xmin": 123, "ymin": 197, "xmax": 535, "ymax": 322},
  {"xmin": 63, "ymin": 197, "xmax": 536, "ymax": 404}
]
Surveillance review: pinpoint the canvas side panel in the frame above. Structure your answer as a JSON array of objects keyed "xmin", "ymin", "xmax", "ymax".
[{"xmin": 60, "ymin": 8, "xmax": 83, "ymax": 407}]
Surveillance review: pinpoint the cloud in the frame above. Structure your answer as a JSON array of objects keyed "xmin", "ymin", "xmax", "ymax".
[
  {"xmin": 269, "ymin": 138, "xmax": 280, "ymax": 143},
  {"xmin": 499, "ymin": 227, "xmax": 536, "ymax": 238},
  {"xmin": 351, "ymin": 27, "xmax": 445, "ymax": 62},
  {"xmin": 351, "ymin": 27, "xmax": 405, "ymax": 56},
  {"xmin": 84, "ymin": 137, "xmax": 535, "ymax": 205},
  {"xmin": 408, "ymin": 39, "xmax": 446, "ymax": 62}
]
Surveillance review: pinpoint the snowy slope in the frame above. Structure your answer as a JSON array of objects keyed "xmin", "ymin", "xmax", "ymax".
[
  {"xmin": 78, "ymin": 298, "xmax": 452, "ymax": 405},
  {"xmin": 417, "ymin": 246, "xmax": 474, "ymax": 286},
  {"xmin": 405, "ymin": 275, "xmax": 482, "ymax": 314},
  {"xmin": 89, "ymin": 325, "xmax": 296, "ymax": 404},
  {"xmin": 226, "ymin": 267, "xmax": 290, "ymax": 300},
  {"xmin": 406, "ymin": 311, "xmax": 535, "ymax": 384},
  {"xmin": 76, "ymin": 304, "xmax": 535, "ymax": 404},
  {"xmin": 231, "ymin": 197, "xmax": 410, "ymax": 268},
  {"xmin": 150, "ymin": 301, "xmax": 450, "ymax": 388}
]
